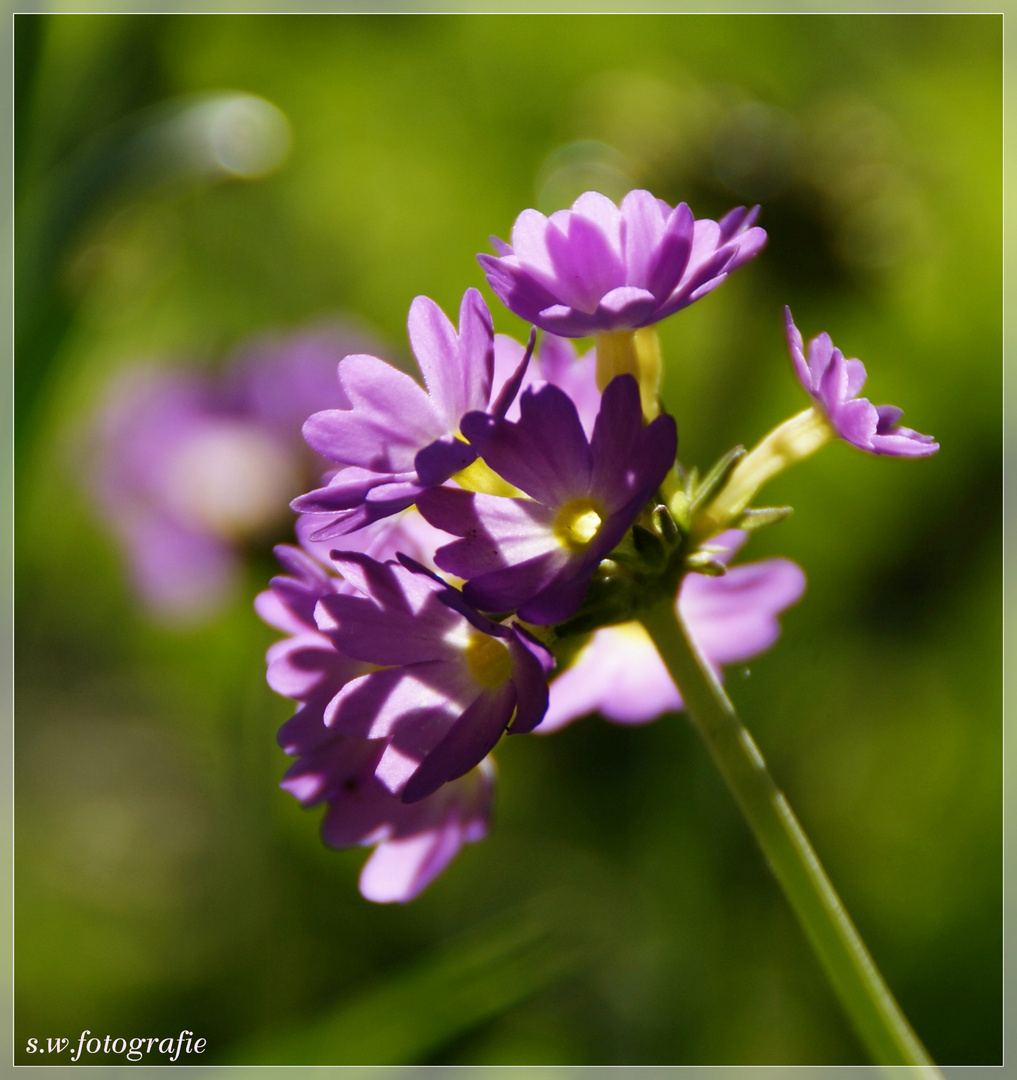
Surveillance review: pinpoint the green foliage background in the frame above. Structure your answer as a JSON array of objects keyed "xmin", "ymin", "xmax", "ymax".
[{"xmin": 15, "ymin": 13, "xmax": 1001, "ymax": 1066}]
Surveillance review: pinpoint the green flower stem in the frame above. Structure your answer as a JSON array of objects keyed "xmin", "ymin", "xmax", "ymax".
[{"xmin": 638, "ymin": 597, "xmax": 940, "ymax": 1075}]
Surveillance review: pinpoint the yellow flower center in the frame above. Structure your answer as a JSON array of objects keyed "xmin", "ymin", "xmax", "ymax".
[
  {"xmin": 452, "ymin": 455, "xmax": 523, "ymax": 497},
  {"xmin": 464, "ymin": 631, "xmax": 513, "ymax": 688},
  {"xmin": 554, "ymin": 498, "xmax": 604, "ymax": 551}
]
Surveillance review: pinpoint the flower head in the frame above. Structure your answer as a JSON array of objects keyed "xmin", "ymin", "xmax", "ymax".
[
  {"xmin": 294, "ymin": 289, "xmax": 527, "ymax": 539},
  {"xmin": 419, "ymin": 374, "xmax": 677, "ymax": 624},
  {"xmin": 478, "ymin": 189, "xmax": 766, "ymax": 336},
  {"xmin": 785, "ymin": 307, "xmax": 938, "ymax": 457},
  {"xmin": 539, "ymin": 533, "xmax": 806, "ymax": 731},
  {"xmin": 257, "ymin": 530, "xmax": 497, "ymax": 903},
  {"xmin": 315, "ymin": 552, "xmax": 552, "ymax": 803}
]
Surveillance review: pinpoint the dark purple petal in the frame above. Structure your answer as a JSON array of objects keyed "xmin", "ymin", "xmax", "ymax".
[
  {"xmin": 422, "ymin": 491, "xmax": 559, "ymax": 581},
  {"xmin": 461, "ymin": 550, "xmax": 569, "ymax": 618},
  {"xmin": 317, "ymin": 556, "xmax": 462, "ymax": 665},
  {"xmin": 278, "ymin": 693, "xmax": 345, "ymax": 754},
  {"xmin": 515, "ymin": 563, "xmax": 597, "ymax": 625},
  {"xmin": 395, "ymin": 553, "xmax": 513, "ymax": 640},
  {"xmin": 400, "ymin": 682, "xmax": 516, "ymax": 803},
  {"xmin": 590, "ymin": 375, "xmax": 677, "ymax": 512},
  {"xmin": 462, "ymin": 383, "xmax": 592, "ymax": 506},
  {"xmin": 718, "ymin": 204, "xmax": 760, "ymax": 241},
  {"xmin": 478, "ymin": 254, "xmax": 562, "ymax": 327},
  {"xmin": 281, "ymin": 735, "xmax": 385, "ymax": 810},
  {"xmin": 490, "ymin": 327, "xmax": 537, "ymax": 420},
  {"xmin": 414, "ymin": 435, "xmax": 477, "ymax": 486},
  {"xmin": 504, "ymin": 635, "xmax": 549, "ymax": 735}
]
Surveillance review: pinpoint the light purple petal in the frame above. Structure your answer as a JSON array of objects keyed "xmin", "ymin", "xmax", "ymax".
[
  {"xmin": 408, "ymin": 290, "xmax": 493, "ymax": 429},
  {"xmin": 869, "ymin": 409, "xmax": 940, "ymax": 457},
  {"xmin": 681, "ymin": 558, "xmax": 806, "ymax": 665},
  {"xmin": 325, "ymin": 663, "xmax": 464, "ymax": 742},
  {"xmin": 540, "ymin": 623, "xmax": 680, "ymax": 731},
  {"xmin": 619, "ymin": 188, "xmax": 667, "ymax": 285},
  {"xmin": 784, "ymin": 307, "xmax": 812, "ymax": 390},
  {"xmin": 359, "ymin": 821, "xmax": 465, "ymax": 903},
  {"xmin": 594, "ymin": 286, "xmax": 659, "ymax": 329}
]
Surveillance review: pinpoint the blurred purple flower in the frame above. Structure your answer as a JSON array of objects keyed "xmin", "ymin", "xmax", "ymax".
[
  {"xmin": 785, "ymin": 307, "xmax": 938, "ymax": 457},
  {"xmin": 540, "ymin": 532, "xmax": 806, "ymax": 731},
  {"xmin": 294, "ymin": 289, "xmax": 512, "ymax": 540},
  {"xmin": 419, "ymin": 374, "xmax": 677, "ymax": 624},
  {"xmin": 88, "ymin": 326, "xmax": 374, "ymax": 623},
  {"xmin": 315, "ymin": 552, "xmax": 552, "ymax": 803},
  {"xmin": 478, "ymin": 189, "xmax": 766, "ymax": 336},
  {"xmin": 257, "ymin": 524, "xmax": 496, "ymax": 903}
]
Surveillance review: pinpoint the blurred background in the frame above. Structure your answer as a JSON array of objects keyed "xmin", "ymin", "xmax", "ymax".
[{"xmin": 15, "ymin": 13, "xmax": 1001, "ymax": 1066}]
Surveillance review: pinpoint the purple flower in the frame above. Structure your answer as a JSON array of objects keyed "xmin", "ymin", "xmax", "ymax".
[
  {"xmin": 419, "ymin": 374, "xmax": 678, "ymax": 625},
  {"xmin": 315, "ymin": 553, "xmax": 552, "ymax": 803},
  {"xmin": 478, "ymin": 189, "xmax": 766, "ymax": 336},
  {"xmin": 90, "ymin": 367, "xmax": 299, "ymax": 621},
  {"xmin": 87, "ymin": 325, "xmax": 373, "ymax": 623},
  {"xmin": 256, "ymin": 541, "xmax": 496, "ymax": 903},
  {"xmin": 539, "ymin": 533, "xmax": 806, "ymax": 731},
  {"xmin": 785, "ymin": 307, "xmax": 938, "ymax": 457},
  {"xmin": 294, "ymin": 289, "xmax": 526, "ymax": 539}
]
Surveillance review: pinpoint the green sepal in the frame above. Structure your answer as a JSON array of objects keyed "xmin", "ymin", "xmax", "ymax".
[
  {"xmin": 685, "ymin": 550, "xmax": 727, "ymax": 576},
  {"xmin": 632, "ymin": 524, "xmax": 666, "ymax": 570},
  {"xmin": 651, "ymin": 503, "xmax": 680, "ymax": 547},
  {"xmin": 689, "ymin": 446, "xmax": 747, "ymax": 513},
  {"xmin": 737, "ymin": 505, "xmax": 794, "ymax": 531}
]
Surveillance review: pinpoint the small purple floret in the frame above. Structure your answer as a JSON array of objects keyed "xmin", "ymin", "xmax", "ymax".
[
  {"xmin": 785, "ymin": 307, "xmax": 938, "ymax": 457},
  {"xmin": 295, "ymin": 289, "xmax": 500, "ymax": 537},
  {"xmin": 478, "ymin": 190, "xmax": 766, "ymax": 336},
  {"xmin": 256, "ymin": 529, "xmax": 499, "ymax": 902},
  {"xmin": 315, "ymin": 553, "xmax": 552, "ymax": 803},
  {"xmin": 419, "ymin": 374, "xmax": 678, "ymax": 624}
]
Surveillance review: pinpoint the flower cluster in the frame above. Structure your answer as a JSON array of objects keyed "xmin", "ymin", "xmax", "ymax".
[{"xmin": 259, "ymin": 189, "xmax": 937, "ymax": 902}]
